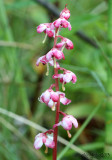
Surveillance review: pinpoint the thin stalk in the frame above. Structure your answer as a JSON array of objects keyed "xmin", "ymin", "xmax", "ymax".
[
  {"xmin": 105, "ymin": 0, "xmax": 112, "ymax": 157},
  {"xmin": 53, "ymin": 28, "xmax": 60, "ymax": 160}
]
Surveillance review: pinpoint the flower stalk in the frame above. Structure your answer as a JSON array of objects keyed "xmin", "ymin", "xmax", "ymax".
[
  {"xmin": 53, "ymin": 29, "xmax": 60, "ymax": 158},
  {"xmin": 34, "ymin": 5, "xmax": 78, "ymax": 160}
]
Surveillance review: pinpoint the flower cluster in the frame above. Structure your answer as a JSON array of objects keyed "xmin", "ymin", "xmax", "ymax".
[{"xmin": 34, "ymin": 5, "xmax": 78, "ymax": 155}]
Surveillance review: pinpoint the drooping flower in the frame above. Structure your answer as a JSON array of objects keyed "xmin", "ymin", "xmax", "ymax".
[
  {"xmin": 53, "ymin": 114, "xmax": 78, "ymax": 138},
  {"xmin": 34, "ymin": 131, "xmax": 55, "ymax": 153},
  {"xmin": 52, "ymin": 18, "xmax": 71, "ymax": 31},
  {"xmin": 60, "ymin": 5, "xmax": 70, "ymax": 20},
  {"xmin": 39, "ymin": 88, "xmax": 71, "ymax": 111},
  {"xmin": 46, "ymin": 48, "xmax": 65, "ymax": 68},
  {"xmin": 52, "ymin": 68, "xmax": 77, "ymax": 91},
  {"xmin": 36, "ymin": 55, "xmax": 60, "ymax": 75},
  {"xmin": 36, "ymin": 55, "xmax": 60, "ymax": 67},
  {"xmin": 46, "ymin": 48, "xmax": 65, "ymax": 61},
  {"xmin": 36, "ymin": 55, "xmax": 47, "ymax": 66},
  {"xmin": 37, "ymin": 23, "xmax": 55, "ymax": 37},
  {"xmin": 56, "ymin": 36, "xmax": 74, "ymax": 50}
]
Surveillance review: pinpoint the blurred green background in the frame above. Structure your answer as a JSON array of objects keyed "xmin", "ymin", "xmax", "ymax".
[{"xmin": 0, "ymin": 0, "xmax": 111, "ymax": 160}]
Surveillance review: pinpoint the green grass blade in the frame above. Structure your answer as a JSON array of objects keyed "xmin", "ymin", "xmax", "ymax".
[{"xmin": 57, "ymin": 99, "xmax": 105, "ymax": 160}]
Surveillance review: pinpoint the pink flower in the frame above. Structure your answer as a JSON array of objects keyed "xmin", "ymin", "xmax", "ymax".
[
  {"xmin": 36, "ymin": 55, "xmax": 60, "ymax": 75},
  {"xmin": 52, "ymin": 18, "xmax": 71, "ymax": 31},
  {"xmin": 56, "ymin": 36, "xmax": 74, "ymax": 50},
  {"xmin": 60, "ymin": 5, "xmax": 70, "ymax": 20},
  {"xmin": 39, "ymin": 88, "xmax": 71, "ymax": 111},
  {"xmin": 36, "ymin": 55, "xmax": 47, "ymax": 66},
  {"xmin": 52, "ymin": 69, "xmax": 77, "ymax": 91},
  {"xmin": 46, "ymin": 48, "xmax": 65, "ymax": 61},
  {"xmin": 53, "ymin": 115, "xmax": 78, "ymax": 138},
  {"xmin": 34, "ymin": 132, "xmax": 55, "ymax": 153},
  {"xmin": 36, "ymin": 55, "xmax": 60, "ymax": 68},
  {"xmin": 37, "ymin": 23, "xmax": 55, "ymax": 37}
]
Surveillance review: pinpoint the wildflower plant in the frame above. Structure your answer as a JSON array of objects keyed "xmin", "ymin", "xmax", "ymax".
[{"xmin": 34, "ymin": 5, "xmax": 78, "ymax": 160}]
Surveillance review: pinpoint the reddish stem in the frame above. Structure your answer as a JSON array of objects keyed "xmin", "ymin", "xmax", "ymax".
[
  {"xmin": 59, "ymin": 111, "xmax": 66, "ymax": 116},
  {"xmin": 49, "ymin": 83, "xmax": 56, "ymax": 89},
  {"xmin": 53, "ymin": 28, "xmax": 60, "ymax": 160}
]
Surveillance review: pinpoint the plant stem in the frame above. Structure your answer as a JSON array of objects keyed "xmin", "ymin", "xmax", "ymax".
[
  {"xmin": 53, "ymin": 29, "xmax": 60, "ymax": 160},
  {"xmin": 105, "ymin": 0, "xmax": 112, "ymax": 158}
]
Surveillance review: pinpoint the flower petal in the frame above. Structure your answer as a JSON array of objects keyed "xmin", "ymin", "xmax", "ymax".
[
  {"xmin": 36, "ymin": 56, "xmax": 45, "ymax": 66},
  {"xmin": 49, "ymin": 59, "xmax": 60, "ymax": 68},
  {"xmin": 50, "ymin": 92, "xmax": 59, "ymax": 102},
  {"xmin": 46, "ymin": 28, "xmax": 54, "ymax": 37},
  {"xmin": 56, "ymin": 91, "xmax": 65, "ymax": 97},
  {"xmin": 52, "ymin": 74, "xmax": 63, "ymax": 79},
  {"xmin": 34, "ymin": 137, "xmax": 43, "ymax": 150},
  {"xmin": 63, "ymin": 73, "xmax": 72, "ymax": 83},
  {"xmin": 37, "ymin": 24, "xmax": 46, "ymax": 33},
  {"xmin": 46, "ymin": 50, "xmax": 53, "ymax": 61},
  {"xmin": 45, "ymin": 136, "xmax": 55, "ymax": 148},
  {"xmin": 61, "ymin": 117, "xmax": 72, "ymax": 130},
  {"xmin": 69, "ymin": 115, "xmax": 78, "ymax": 128},
  {"xmin": 72, "ymin": 74, "xmax": 77, "ymax": 83},
  {"xmin": 40, "ymin": 90, "xmax": 50, "ymax": 104},
  {"xmin": 47, "ymin": 99, "xmax": 54, "ymax": 108},
  {"xmin": 53, "ymin": 122, "xmax": 62, "ymax": 128},
  {"xmin": 56, "ymin": 42, "xmax": 65, "ymax": 49},
  {"xmin": 60, "ymin": 97, "xmax": 71, "ymax": 105},
  {"xmin": 53, "ymin": 49, "xmax": 64, "ymax": 60},
  {"xmin": 53, "ymin": 18, "xmax": 62, "ymax": 28}
]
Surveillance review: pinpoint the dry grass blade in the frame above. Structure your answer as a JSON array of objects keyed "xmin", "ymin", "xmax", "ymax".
[
  {"xmin": 0, "ymin": 116, "xmax": 46, "ymax": 160},
  {"xmin": 0, "ymin": 40, "xmax": 34, "ymax": 50},
  {"xmin": 0, "ymin": 108, "xmax": 97, "ymax": 159}
]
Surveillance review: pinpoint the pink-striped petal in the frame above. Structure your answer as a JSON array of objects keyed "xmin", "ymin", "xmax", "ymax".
[
  {"xmin": 69, "ymin": 115, "xmax": 78, "ymax": 128},
  {"xmin": 72, "ymin": 74, "xmax": 77, "ymax": 83},
  {"xmin": 63, "ymin": 73, "xmax": 72, "ymax": 83},
  {"xmin": 45, "ymin": 136, "xmax": 55, "ymax": 148},
  {"xmin": 47, "ymin": 99, "xmax": 54, "ymax": 108},
  {"xmin": 53, "ymin": 18, "xmax": 62, "ymax": 28},
  {"xmin": 56, "ymin": 91, "xmax": 65, "ymax": 97},
  {"xmin": 50, "ymin": 92, "xmax": 59, "ymax": 102},
  {"xmin": 53, "ymin": 122, "xmax": 62, "ymax": 128},
  {"xmin": 34, "ymin": 137, "xmax": 43, "ymax": 150},
  {"xmin": 41, "ymin": 90, "xmax": 50, "ymax": 104},
  {"xmin": 36, "ymin": 56, "xmax": 46, "ymax": 66},
  {"xmin": 37, "ymin": 24, "xmax": 46, "ymax": 33},
  {"xmin": 52, "ymin": 74, "xmax": 63, "ymax": 79},
  {"xmin": 60, "ymin": 97, "xmax": 71, "ymax": 105},
  {"xmin": 53, "ymin": 49, "xmax": 64, "ymax": 60},
  {"xmin": 61, "ymin": 117, "xmax": 72, "ymax": 130},
  {"xmin": 49, "ymin": 59, "xmax": 60, "ymax": 68},
  {"xmin": 46, "ymin": 50, "xmax": 53, "ymax": 61},
  {"xmin": 56, "ymin": 42, "xmax": 65, "ymax": 49},
  {"xmin": 46, "ymin": 28, "xmax": 54, "ymax": 37}
]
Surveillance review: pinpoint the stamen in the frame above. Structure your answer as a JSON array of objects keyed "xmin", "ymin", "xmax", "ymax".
[
  {"xmin": 45, "ymin": 146, "xmax": 48, "ymax": 154},
  {"xmin": 56, "ymin": 26, "xmax": 61, "ymax": 36},
  {"xmin": 51, "ymin": 102, "xmax": 56, "ymax": 111},
  {"xmin": 46, "ymin": 63, "xmax": 49, "ymax": 76},
  {"xmin": 61, "ymin": 43, "xmax": 66, "ymax": 52},
  {"xmin": 62, "ymin": 81, "xmax": 65, "ymax": 91},
  {"xmin": 67, "ymin": 130, "xmax": 72, "ymax": 138},
  {"xmin": 54, "ymin": 57, "xmax": 57, "ymax": 68},
  {"xmin": 42, "ymin": 33, "xmax": 47, "ymax": 43}
]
